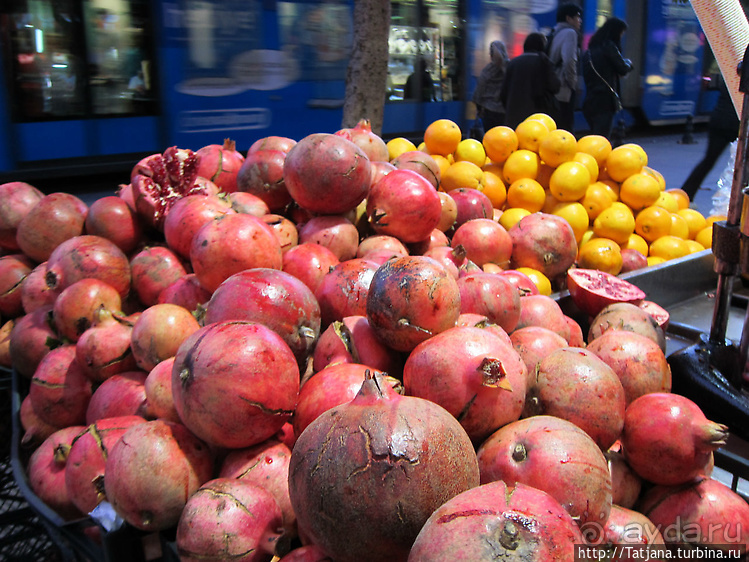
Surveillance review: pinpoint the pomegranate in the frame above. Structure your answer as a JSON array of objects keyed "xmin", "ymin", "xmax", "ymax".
[
  {"xmin": 457, "ymin": 271, "xmax": 521, "ymax": 333},
  {"xmin": 0, "ymin": 181, "xmax": 45, "ymax": 250},
  {"xmin": 196, "ymin": 138, "xmax": 246, "ymax": 193},
  {"xmin": 620, "ymin": 248, "xmax": 648, "ymax": 273},
  {"xmin": 594, "ymin": 504, "xmax": 666, "ymax": 554},
  {"xmin": 621, "ymin": 392, "xmax": 728, "ymax": 486},
  {"xmin": 283, "ymin": 133, "xmax": 371, "ymax": 214},
  {"xmin": 357, "ymin": 235, "xmax": 409, "ymax": 259},
  {"xmin": 315, "ymin": 258, "xmax": 378, "ymax": 327},
  {"xmin": 451, "ymin": 219, "xmax": 512, "ymax": 268},
  {"xmin": 129, "ymin": 245, "xmax": 188, "ymax": 307},
  {"xmin": 45, "ymin": 235, "xmax": 132, "ymax": 299},
  {"xmin": 8, "ymin": 305, "xmax": 61, "ymax": 378},
  {"xmin": 523, "ymin": 347, "xmax": 626, "ymax": 450},
  {"xmin": 163, "ymin": 193, "xmax": 236, "ymax": 260},
  {"xmin": 409, "ymin": 480, "xmax": 584, "ymax": 561},
  {"xmin": 52, "ymin": 278, "xmax": 122, "ymax": 342},
  {"xmin": 130, "ymin": 146, "xmax": 220, "ymax": 230},
  {"xmin": 404, "ymin": 326, "xmax": 527, "ymax": 443},
  {"xmin": 143, "ymin": 357, "xmax": 181, "ymax": 423},
  {"xmin": 508, "ymin": 212, "xmax": 578, "ymax": 281},
  {"xmin": 248, "ymin": 135, "xmax": 297, "ymax": 154},
  {"xmin": 204, "ymin": 268, "xmax": 321, "ymax": 365},
  {"xmin": 297, "ymin": 215, "xmax": 359, "ymax": 262},
  {"xmin": 15, "ymin": 192, "xmax": 88, "ymax": 262},
  {"xmin": 157, "ymin": 273, "xmax": 212, "ymax": 311},
  {"xmin": 366, "ymin": 256, "xmax": 461, "ymax": 352},
  {"xmin": 436, "ymin": 191, "xmax": 458, "ymax": 232},
  {"xmin": 21, "ymin": 261, "xmax": 60, "ymax": 313},
  {"xmin": 19, "ymin": 393, "xmax": 62, "ymax": 447},
  {"xmin": 509, "ymin": 326, "xmax": 568, "ymax": 385},
  {"xmin": 104, "ymin": 419, "xmax": 214, "ymax": 531},
  {"xmin": 29, "ymin": 344, "xmax": 93, "ymax": 427},
  {"xmin": 477, "ymin": 415, "xmax": 613, "ymax": 529},
  {"xmin": 218, "ymin": 438, "xmax": 295, "ymax": 529},
  {"xmin": 390, "ymin": 150, "xmax": 441, "ymax": 188},
  {"xmin": 588, "ymin": 302, "xmax": 665, "ymax": 350},
  {"xmin": 27, "ymin": 425, "xmax": 87, "ymax": 521},
  {"xmin": 312, "ymin": 315, "xmax": 402, "ymax": 375},
  {"xmin": 0, "ymin": 319, "xmax": 13, "ymax": 368},
  {"xmin": 564, "ymin": 315, "xmax": 586, "ymax": 346},
  {"xmin": 289, "ymin": 372, "xmax": 480, "ymax": 562},
  {"xmin": 605, "ymin": 448, "xmax": 642, "ymax": 509},
  {"xmin": 567, "ymin": 268, "xmax": 647, "ymax": 318},
  {"xmin": 586, "ymin": 329, "xmax": 672, "ymax": 405},
  {"xmin": 638, "ymin": 299, "xmax": 670, "ymax": 331},
  {"xmin": 64, "ymin": 415, "xmax": 147, "ymax": 514},
  {"xmin": 370, "ymin": 160, "xmax": 396, "ymax": 186},
  {"xmin": 497, "ymin": 269, "xmax": 541, "ymax": 297},
  {"xmin": 75, "ymin": 308, "xmax": 137, "ymax": 382},
  {"xmin": 261, "ymin": 214, "xmax": 298, "ymax": 254},
  {"xmin": 229, "ymin": 191, "xmax": 271, "ymax": 216},
  {"xmin": 424, "ymin": 245, "xmax": 468, "ymax": 279},
  {"xmin": 456, "ymin": 313, "xmax": 513, "ymax": 346},
  {"xmin": 335, "ymin": 119, "xmax": 389, "ymax": 162},
  {"xmin": 190, "ymin": 213, "xmax": 283, "ymax": 293},
  {"xmin": 0, "ymin": 253, "xmax": 34, "ymax": 319},
  {"xmin": 176, "ymin": 478, "xmax": 284, "ymax": 562},
  {"xmin": 172, "ymin": 321, "xmax": 300, "ymax": 449},
  {"xmin": 130, "ymin": 303, "xmax": 201, "ymax": 372},
  {"xmin": 84, "ymin": 196, "xmax": 144, "ymax": 254},
  {"xmin": 277, "ymin": 545, "xmax": 331, "ymax": 562},
  {"xmin": 237, "ymin": 149, "xmax": 293, "ymax": 211},
  {"xmin": 639, "ymin": 477, "xmax": 749, "ymax": 552},
  {"xmin": 85, "ymin": 370, "xmax": 148, "ymax": 424},
  {"xmin": 514, "ymin": 293, "xmax": 572, "ymax": 340},
  {"xmin": 282, "ymin": 243, "xmax": 340, "ymax": 294},
  {"xmin": 408, "ymin": 228, "xmax": 450, "ymax": 255}
]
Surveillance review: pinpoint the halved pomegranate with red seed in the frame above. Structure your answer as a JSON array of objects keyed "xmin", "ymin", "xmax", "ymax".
[{"xmin": 566, "ymin": 268, "xmax": 646, "ymax": 317}]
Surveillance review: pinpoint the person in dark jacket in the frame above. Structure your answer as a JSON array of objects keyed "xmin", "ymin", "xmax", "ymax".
[
  {"xmin": 472, "ymin": 40, "xmax": 510, "ymax": 131},
  {"xmin": 404, "ymin": 58, "xmax": 437, "ymax": 102},
  {"xmin": 581, "ymin": 17, "xmax": 633, "ymax": 138},
  {"xmin": 548, "ymin": 3, "xmax": 583, "ymax": 133},
  {"xmin": 500, "ymin": 33, "xmax": 561, "ymax": 129},
  {"xmin": 680, "ymin": 76, "xmax": 740, "ymax": 200}
]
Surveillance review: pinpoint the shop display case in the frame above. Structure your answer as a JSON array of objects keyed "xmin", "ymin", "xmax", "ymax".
[{"xmin": 387, "ymin": 25, "xmax": 448, "ymax": 101}]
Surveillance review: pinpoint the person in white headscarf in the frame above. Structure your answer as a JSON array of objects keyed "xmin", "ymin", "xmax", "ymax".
[{"xmin": 472, "ymin": 40, "xmax": 509, "ymax": 131}]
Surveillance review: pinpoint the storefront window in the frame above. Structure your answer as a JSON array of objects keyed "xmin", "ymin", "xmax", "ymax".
[{"xmin": 387, "ymin": 0, "xmax": 462, "ymax": 102}]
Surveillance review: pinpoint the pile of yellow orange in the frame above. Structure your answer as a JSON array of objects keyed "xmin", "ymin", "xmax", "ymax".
[{"xmin": 386, "ymin": 116, "xmax": 723, "ymax": 278}]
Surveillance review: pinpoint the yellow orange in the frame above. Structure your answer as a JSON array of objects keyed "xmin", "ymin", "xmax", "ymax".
[
  {"xmin": 431, "ymin": 154, "xmax": 452, "ymax": 179},
  {"xmin": 515, "ymin": 119, "xmax": 550, "ymax": 152},
  {"xmin": 542, "ymin": 191, "xmax": 561, "ymax": 214},
  {"xmin": 677, "ymin": 208, "xmax": 707, "ymax": 239},
  {"xmin": 502, "ymin": 149, "xmax": 540, "ymax": 184},
  {"xmin": 577, "ymin": 237, "xmax": 623, "ymax": 275},
  {"xmin": 482, "ymin": 126, "xmax": 519, "ymax": 164},
  {"xmin": 576, "ymin": 134, "xmax": 612, "ymax": 168},
  {"xmin": 605, "ymin": 145, "xmax": 644, "ymax": 182},
  {"xmin": 579, "ymin": 228, "xmax": 596, "ymax": 248},
  {"xmin": 552, "ymin": 201, "xmax": 589, "ymax": 243},
  {"xmin": 549, "ymin": 161, "xmax": 591, "ymax": 202},
  {"xmin": 670, "ymin": 213, "xmax": 690, "ymax": 240},
  {"xmin": 526, "ymin": 113, "xmax": 557, "ymax": 131},
  {"xmin": 634, "ymin": 205, "xmax": 672, "ymax": 243},
  {"xmin": 620, "ymin": 143, "xmax": 649, "ymax": 167},
  {"xmin": 440, "ymin": 161, "xmax": 486, "ymax": 192},
  {"xmin": 454, "ymin": 138, "xmax": 487, "ymax": 168},
  {"xmin": 536, "ymin": 163, "xmax": 555, "ymax": 190},
  {"xmin": 424, "ymin": 119, "xmax": 462, "ymax": 156},
  {"xmin": 684, "ymin": 239, "xmax": 706, "ymax": 254},
  {"xmin": 647, "ymin": 256, "xmax": 666, "ymax": 267},
  {"xmin": 706, "ymin": 215, "xmax": 727, "ymax": 226},
  {"xmin": 387, "ymin": 137, "xmax": 417, "ymax": 161},
  {"xmin": 507, "ymin": 178, "xmax": 546, "ymax": 213},
  {"xmin": 581, "ymin": 182, "xmax": 614, "ymax": 221},
  {"xmin": 593, "ymin": 202, "xmax": 636, "ymax": 245},
  {"xmin": 654, "ymin": 191, "xmax": 679, "ymax": 213},
  {"xmin": 539, "ymin": 129, "xmax": 578, "ymax": 168},
  {"xmin": 482, "ymin": 169, "xmax": 507, "ymax": 209},
  {"xmin": 573, "ymin": 151, "xmax": 599, "ymax": 182},
  {"xmin": 666, "ymin": 188, "xmax": 691, "ymax": 210},
  {"xmin": 515, "ymin": 266, "xmax": 552, "ymax": 296},
  {"xmin": 648, "ymin": 235, "xmax": 690, "ymax": 261},
  {"xmin": 619, "ymin": 172, "xmax": 661, "ymax": 211},
  {"xmin": 599, "ymin": 179, "xmax": 620, "ymax": 201},
  {"xmin": 621, "ymin": 232, "xmax": 650, "ymax": 256},
  {"xmin": 642, "ymin": 166, "xmax": 666, "ymax": 191},
  {"xmin": 695, "ymin": 225, "xmax": 713, "ymax": 249},
  {"xmin": 498, "ymin": 207, "xmax": 531, "ymax": 230}
]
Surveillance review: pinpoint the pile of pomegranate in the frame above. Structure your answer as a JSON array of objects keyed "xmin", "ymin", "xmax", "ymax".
[{"xmin": 1, "ymin": 122, "xmax": 747, "ymax": 562}]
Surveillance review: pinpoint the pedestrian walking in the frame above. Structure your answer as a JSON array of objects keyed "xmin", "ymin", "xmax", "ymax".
[
  {"xmin": 472, "ymin": 40, "xmax": 509, "ymax": 132},
  {"xmin": 581, "ymin": 17, "xmax": 633, "ymax": 138},
  {"xmin": 500, "ymin": 33, "xmax": 561, "ymax": 129},
  {"xmin": 548, "ymin": 2, "xmax": 583, "ymax": 133}
]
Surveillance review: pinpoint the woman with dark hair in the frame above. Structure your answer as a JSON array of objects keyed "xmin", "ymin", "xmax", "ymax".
[
  {"xmin": 472, "ymin": 40, "xmax": 509, "ymax": 131},
  {"xmin": 581, "ymin": 17, "xmax": 633, "ymax": 137}
]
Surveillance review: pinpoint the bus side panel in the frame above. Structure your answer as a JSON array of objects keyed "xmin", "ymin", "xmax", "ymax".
[
  {"xmin": 0, "ymin": 53, "xmax": 13, "ymax": 172},
  {"xmin": 16, "ymin": 121, "xmax": 89, "ymax": 162},
  {"xmin": 95, "ymin": 116, "xmax": 163, "ymax": 156}
]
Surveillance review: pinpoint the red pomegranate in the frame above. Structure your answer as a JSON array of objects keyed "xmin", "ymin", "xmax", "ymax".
[
  {"xmin": 620, "ymin": 248, "xmax": 648, "ymax": 273},
  {"xmin": 315, "ymin": 258, "xmax": 378, "ymax": 327},
  {"xmin": 357, "ymin": 235, "xmax": 409, "ymax": 260},
  {"xmin": 52, "ymin": 278, "xmax": 122, "ymax": 342},
  {"xmin": 621, "ymin": 392, "xmax": 728, "ymax": 486},
  {"xmin": 75, "ymin": 308, "xmax": 137, "ymax": 382},
  {"xmin": 104, "ymin": 419, "xmax": 214, "ymax": 531},
  {"xmin": 277, "ymin": 545, "xmax": 330, "ymax": 562},
  {"xmin": 85, "ymin": 371, "xmax": 148, "ymax": 424},
  {"xmin": 390, "ymin": 150, "xmax": 441, "ymax": 188},
  {"xmin": 282, "ymin": 243, "xmax": 340, "ymax": 294},
  {"xmin": 228, "ymin": 191, "xmax": 271, "ymax": 216},
  {"xmin": 64, "ymin": 415, "xmax": 147, "ymax": 514},
  {"xmin": 84, "ymin": 195, "xmax": 144, "ymax": 254},
  {"xmin": 261, "ymin": 213, "xmax": 298, "ymax": 254},
  {"xmin": 204, "ymin": 268, "xmax": 321, "ymax": 365},
  {"xmin": 477, "ymin": 415, "xmax": 613, "ymax": 529},
  {"xmin": 176, "ymin": 478, "xmax": 284, "ymax": 562},
  {"xmin": 157, "ymin": 273, "xmax": 212, "ymax": 311},
  {"xmin": 237, "ymin": 149, "xmax": 293, "ymax": 211},
  {"xmin": 129, "ymin": 245, "xmax": 188, "ymax": 307},
  {"xmin": 8, "ymin": 305, "xmax": 61, "ymax": 378},
  {"xmin": 595, "ymin": 504, "xmax": 665, "ymax": 552},
  {"xmin": 283, "ymin": 133, "xmax": 371, "ymax": 215},
  {"xmin": 163, "ymin": 193, "xmax": 236, "ymax": 259},
  {"xmin": 423, "ymin": 245, "xmax": 467, "ymax": 279},
  {"xmin": 509, "ymin": 326, "xmax": 568, "ymax": 385},
  {"xmin": 566, "ymin": 268, "xmax": 647, "ymax": 318},
  {"xmin": 605, "ymin": 448, "xmax": 642, "ymax": 510},
  {"xmin": 19, "ymin": 393, "xmax": 62, "ymax": 447},
  {"xmin": 130, "ymin": 303, "xmax": 201, "ymax": 372},
  {"xmin": 523, "ymin": 347, "xmax": 626, "ymax": 450},
  {"xmin": 196, "ymin": 138, "xmax": 246, "ymax": 193},
  {"xmin": 21, "ymin": 262, "xmax": 60, "ymax": 314},
  {"xmin": 638, "ymin": 299, "xmax": 670, "ymax": 330},
  {"xmin": 436, "ymin": 191, "xmax": 458, "ymax": 232},
  {"xmin": 404, "ymin": 326, "xmax": 527, "ymax": 443},
  {"xmin": 0, "ymin": 181, "xmax": 45, "ymax": 251},
  {"xmin": 408, "ymin": 228, "xmax": 450, "ymax": 255},
  {"xmin": 451, "ymin": 218, "xmax": 513, "ymax": 268},
  {"xmin": 190, "ymin": 213, "xmax": 283, "ymax": 293},
  {"xmin": 335, "ymin": 119, "xmax": 389, "ymax": 163},
  {"xmin": 514, "ymin": 293, "xmax": 572, "ymax": 340},
  {"xmin": 0, "ymin": 253, "xmax": 34, "ymax": 319},
  {"xmin": 497, "ymin": 269, "xmax": 541, "ymax": 297},
  {"xmin": 171, "ymin": 321, "xmax": 300, "ymax": 449},
  {"xmin": 15, "ymin": 192, "xmax": 89, "ymax": 262},
  {"xmin": 297, "ymin": 215, "xmax": 359, "ymax": 262},
  {"xmin": 248, "ymin": 135, "xmax": 297, "ymax": 154},
  {"xmin": 409, "ymin": 480, "xmax": 584, "ymax": 561},
  {"xmin": 588, "ymin": 302, "xmax": 665, "ymax": 350},
  {"xmin": 366, "ymin": 256, "xmax": 461, "ymax": 352},
  {"xmin": 143, "ymin": 357, "xmax": 181, "ymax": 423},
  {"xmin": 456, "ymin": 313, "xmax": 513, "ymax": 346},
  {"xmin": 509, "ymin": 212, "xmax": 578, "ymax": 280},
  {"xmin": 289, "ymin": 372, "xmax": 480, "ymax": 562},
  {"xmin": 370, "ymin": 160, "xmax": 396, "ymax": 187},
  {"xmin": 457, "ymin": 271, "xmax": 521, "ymax": 333}
]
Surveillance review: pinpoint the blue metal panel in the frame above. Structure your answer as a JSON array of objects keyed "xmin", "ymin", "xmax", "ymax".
[
  {"xmin": 16, "ymin": 121, "xmax": 88, "ymax": 162},
  {"xmin": 0, "ymin": 53, "xmax": 12, "ymax": 172},
  {"xmin": 95, "ymin": 117, "xmax": 163, "ymax": 155}
]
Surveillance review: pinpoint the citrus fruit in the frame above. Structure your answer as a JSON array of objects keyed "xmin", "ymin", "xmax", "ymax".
[
  {"xmin": 551, "ymin": 201, "xmax": 589, "ymax": 243},
  {"xmin": 647, "ymin": 256, "xmax": 666, "ymax": 267},
  {"xmin": 441, "ymin": 161, "xmax": 485, "ymax": 192},
  {"xmin": 653, "ymin": 190, "xmax": 679, "ymax": 213},
  {"xmin": 648, "ymin": 235, "xmax": 690, "ymax": 260},
  {"xmin": 620, "ymin": 232, "xmax": 649, "ymax": 256},
  {"xmin": 605, "ymin": 145, "xmax": 644, "ymax": 182},
  {"xmin": 424, "ymin": 119, "xmax": 462, "ymax": 156},
  {"xmin": 642, "ymin": 166, "xmax": 666, "ymax": 191},
  {"xmin": 619, "ymin": 143, "xmax": 648, "ymax": 167},
  {"xmin": 498, "ymin": 207, "xmax": 531, "ymax": 230},
  {"xmin": 695, "ymin": 225, "xmax": 713, "ymax": 249},
  {"xmin": 598, "ymin": 179, "xmax": 620, "ymax": 201},
  {"xmin": 387, "ymin": 137, "xmax": 417, "ymax": 161},
  {"xmin": 684, "ymin": 239, "xmax": 706, "ymax": 253},
  {"xmin": 634, "ymin": 205, "xmax": 672, "ymax": 243},
  {"xmin": 706, "ymin": 215, "xmax": 727, "ymax": 226},
  {"xmin": 515, "ymin": 119, "xmax": 549, "ymax": 152},
  {"xmin": 577, "ymin": 237, "xmax": 623, "ymax": 275},
  {"xmin": 581, "ymin": 182, "xmax": 614, "ymax": 221},
  {"xmin": 538, "ymin": 129, "xmax": 578, "ymax": 168},
  {"xmin": 506, "ymin": 178, "xmax": 546, "ymax": 213},
  {"xmin": 576, "ymin": 135, "xmax": 612, "ymax": 167},
  {"xmin": 573, "ymin": 151, "xmax": 599, "ymax": 182},
  {"xmin": 542, "ymin": 191, "xmax": 561, "ymax": 213},
  {"xmin": 526, "ymin": 113, "xmax": 557, "ymax": 131},
  {"xmin": 677, "ymin": 208, "xmax": 707, "ymax": 239},
  {"xmin": 431, "ymin": 154, "xmax": 452, "ymax": 179},
  {"xmin": 579, "ymin": 228, "xmax": 596, "ymax": 248},
  {"xmin": 593, "ymin": 202, "xmax": 635, "ymax": 245},
  {"xmin": 515, "ymin": 266, "xmax": 552, "ymax": 296},
  {"xmin": 481, "ymin": 169, "xmax": 507, "ymax": 209},
  {"xmin": 549, "ymin": 161, "xmax": 591, "ymax": 202},
  {"xmin": 669, "ymin": 213, "xmax": 690, "ymax": 239},
  {"xmin": 666, "ymin": 188, "xmax": 691, "ymax": 210},
  {"xmin": 502, "ymin": 149, "xmax": 539, "ymax": 184},
  {"xmin": 619, "ymin": 172, "xmax": 661, "ymax": 211},
  {"xmin": 454, "ymin": 138, "xmax": 487, "ymax": 167},
  {"xmin": 536, "ymin": 163, "xmax": 555, "ymax": 189},
  {"xmin": 482, "ymin": 126, "xmax": 518, "ymax": 164}
]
